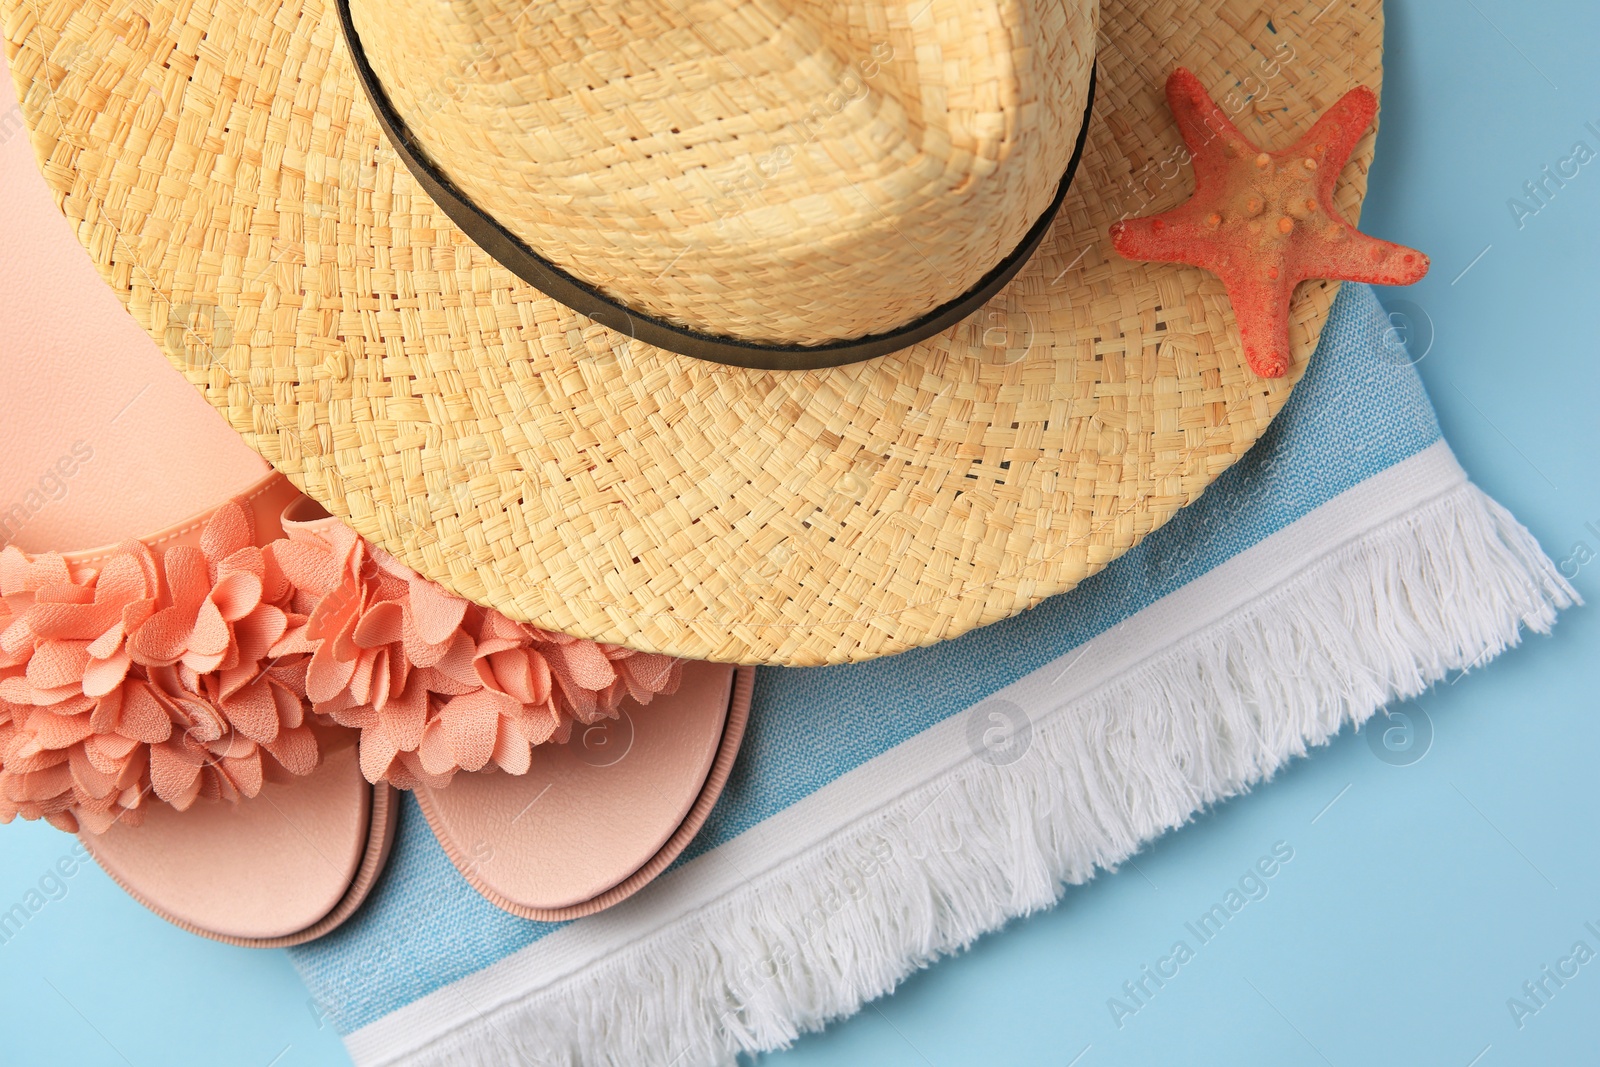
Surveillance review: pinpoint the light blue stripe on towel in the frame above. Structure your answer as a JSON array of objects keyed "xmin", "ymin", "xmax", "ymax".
[{"xmin": 290, "ymin": 283, "xmax": 1443, "ymax": 1034}]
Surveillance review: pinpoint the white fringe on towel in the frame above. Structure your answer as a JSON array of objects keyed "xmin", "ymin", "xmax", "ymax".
[{"xmin": 403, "ymin": 480, "xmax": 1577, "ymax": 1067}]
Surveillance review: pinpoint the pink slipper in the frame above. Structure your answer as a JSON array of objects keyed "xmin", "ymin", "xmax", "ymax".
[
  {"xmin": 270, "ymin": 495, "xmax": 754, "ymax": 918},
  {"xmin": 0, "ymin": 463, "xmax": 400, "ymax": 945},
  {"xmin": 416, "ymin": 661, "xmax": 751, "ymax": 919}
]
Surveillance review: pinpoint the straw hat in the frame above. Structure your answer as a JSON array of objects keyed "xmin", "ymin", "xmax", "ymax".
[{"xmin": 2, "ymin": 0, "xmax": 1385, "ymax": 664}]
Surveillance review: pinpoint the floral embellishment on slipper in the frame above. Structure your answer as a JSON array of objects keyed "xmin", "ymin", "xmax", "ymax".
[
  {"xmin": 0, "ymin": 489, "xmax": 684, "ymax": 832},
  {"xmin": 1109, "ymin": 68, "xmax": 1430, "ymax": 377},
  {"xmin": 266, "ymin": 512, "xmax": 682, "ymax": 790},
  {"xmin": 0, "ymin": 504, "xmax": 316, "ymax": 833}
]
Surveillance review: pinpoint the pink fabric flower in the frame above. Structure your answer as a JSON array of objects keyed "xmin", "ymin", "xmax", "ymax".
[
  {"xmin": 0, "ymin": 502, "xmax": 317, "ymax": 834},
  {"xmin": 266, "ymin": 518, "xmax": 683, "ymax": 790}
]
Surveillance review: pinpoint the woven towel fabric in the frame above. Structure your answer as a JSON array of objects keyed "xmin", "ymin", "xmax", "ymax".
[{"xmin": 289, "ymin": 283, "xmax": 1577, "ymax": 1066}]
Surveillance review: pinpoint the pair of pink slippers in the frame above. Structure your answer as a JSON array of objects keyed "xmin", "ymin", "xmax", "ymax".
[{"xmin": 0, "ymin": 155, "xmax": 751, "ymax": 946}]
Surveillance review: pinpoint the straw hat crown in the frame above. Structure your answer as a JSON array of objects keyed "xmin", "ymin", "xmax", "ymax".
[{"xmin": 348, "ymin": 0, "xmax": 1097, "ymax": 343}]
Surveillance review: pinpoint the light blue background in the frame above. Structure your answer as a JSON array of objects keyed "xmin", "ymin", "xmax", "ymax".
[{"xmin": 2, "ymin": 1, "xmax": 1597, "ymax": 1064}]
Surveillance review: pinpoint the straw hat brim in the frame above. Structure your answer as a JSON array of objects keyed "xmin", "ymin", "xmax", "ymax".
[{"xmin": 3, "ymin": 0, "xmax": 1385, "ymax": 665}]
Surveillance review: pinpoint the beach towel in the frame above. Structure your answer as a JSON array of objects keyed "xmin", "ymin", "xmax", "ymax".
[{"xmin": 290, "ymin": 283, "xmax": 1577, "ymax": 1066}]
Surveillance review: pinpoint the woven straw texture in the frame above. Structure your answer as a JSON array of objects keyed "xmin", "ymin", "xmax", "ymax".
[
  {"xmin": 3, "ymin": 0, "xmax": 1384, "ymax": 665},
  {"xmin": 350, "ymin": 0, "xmax": 1096, "ymax": 343}
]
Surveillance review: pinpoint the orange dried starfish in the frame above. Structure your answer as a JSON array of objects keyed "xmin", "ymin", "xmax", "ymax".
[{"xmin": 1110, "ymin": 68, "xmax": 1430, "ymax": 377}]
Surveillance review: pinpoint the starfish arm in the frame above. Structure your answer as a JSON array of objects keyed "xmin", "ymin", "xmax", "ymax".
[
  {"xmin": 1109, "ymin": 211, "xmax": 1222, "ymax": 269},
  {"xmin": 1297, "ymin": 227, "xmax": 1431, "ymax": 287},
  {"xmin": 1287, "ymin": 86, "xmax": 1379, "ymax": 203},
  {"xmin": 1218, "ymin": 269, "xmax": 1297, "ymax": 379},
  {"xmin": 1166, "ymin": 68, "xmax": 1257, "ymax": 192}
]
